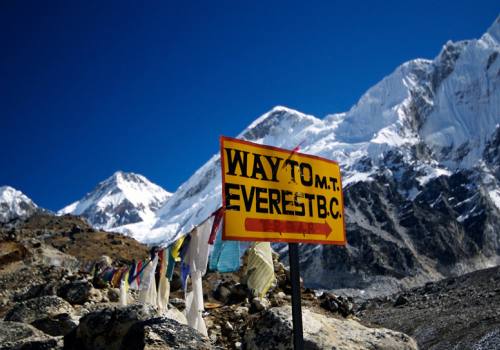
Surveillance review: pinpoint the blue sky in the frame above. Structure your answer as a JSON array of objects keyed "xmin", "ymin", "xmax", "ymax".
[{"xmin": 0, "ymin": 1, "xmax": 498, "ymax": 211}]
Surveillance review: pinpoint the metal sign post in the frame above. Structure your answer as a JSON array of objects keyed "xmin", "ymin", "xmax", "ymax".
[{"xmin": 288, "ymin": 242, "xmax": 304, "ymax": 349}]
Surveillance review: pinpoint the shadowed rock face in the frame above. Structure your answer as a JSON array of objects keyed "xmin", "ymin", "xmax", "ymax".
[
  {"xmin": 299, "ymin": 167, "xmax": 500, "ymax": 297},
  {"xmin": 359, "ymin": 265, "xmax": 500, "ymax": 350},
  {"xmin": 0, "ymin": 321, "xmax": 61, "ymax": 349}
]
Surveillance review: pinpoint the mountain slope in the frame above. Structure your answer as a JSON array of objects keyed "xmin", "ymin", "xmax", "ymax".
[
  {"xmin": 0, "ymin": 186, "xmax": 39, "ymax": 224},
  {"xmin": 124, "ymin": 17, "xmax": 500, "ymax": 296},
  {"xmin": 59, "ymin": 171, "xmax": 171, "ymax": 231}
]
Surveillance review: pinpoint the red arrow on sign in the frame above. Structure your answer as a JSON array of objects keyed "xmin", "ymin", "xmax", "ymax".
[{"xmin": 245, "ymin": 218, "xmax": 332, "ymax": 237}]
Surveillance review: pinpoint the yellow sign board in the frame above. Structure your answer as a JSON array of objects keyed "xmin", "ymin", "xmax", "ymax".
[{"xmin": 220, "ymin": 136, "xmax": 346, "ymax": 245}]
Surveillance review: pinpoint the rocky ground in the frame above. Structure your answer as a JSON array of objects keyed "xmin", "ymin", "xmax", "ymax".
[
  {"xmin": 358, "ymin": 265, "xmax": 500, "ymax": 349},
  {"xmin": 2, "ymin": 213, "xmax": 500, "ymax": 349},
  {"xmin": 0, "ymin": 213, "xmax": 418, "ymax": 349}
]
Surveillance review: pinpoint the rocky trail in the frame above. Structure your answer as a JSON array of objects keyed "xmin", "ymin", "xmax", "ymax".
[{"xmin": 358, "ymin": 265, "xmax": 500, "ymax": 349}]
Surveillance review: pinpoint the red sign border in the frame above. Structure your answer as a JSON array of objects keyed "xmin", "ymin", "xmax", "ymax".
[{"xmin": 220, "ymin": 136, "xmax": 346, "ymax": 245}]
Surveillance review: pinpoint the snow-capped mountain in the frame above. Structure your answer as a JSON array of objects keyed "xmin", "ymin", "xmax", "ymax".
[
  {"xmin": 59, "ymin": 171, "xmax": 172, "ymax": 231},
  {"xmin": 0, "ymin": 186, "xmax": 39, "ymax": 224},
  {"xmin": 122, "ymin": 17, "xmax": 500, "ymax": 296}
]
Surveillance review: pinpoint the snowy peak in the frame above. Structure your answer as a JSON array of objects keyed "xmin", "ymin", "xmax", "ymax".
[
  {"xmin": 483, "ymin": 15, "xmax": 500, "ymax": 45},
  {"xmin": 136, "ymin": 17, "xmax": 500, "ymax": 246},
  {"xmin": 58, "ymin": 171, "xmax": 171, "ymax": 230},
  {"xmin": 0, "ymin": 186, "xmax": 39, "ymax": 223}
]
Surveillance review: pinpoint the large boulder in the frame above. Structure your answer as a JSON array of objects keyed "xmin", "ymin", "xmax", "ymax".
[
  {"xmin": 4, "ymin": 296, "xmax": 74, "ymax": 324},
  {"xmin": 121, "ymin": 317, "xmax": 212, "ymax": 350},
  {"xmin": 64, "ymin": 304, "xmax": 157, "ymax": 350},
  {"xmin": 244, "ymin": 306, "xmax": 418, "ymax": 350},
  {"xmin": 34, "ymin": 246, "xmax": 80, "ymax": 272},
  {"xmin": 4, "ymin": 295, "xmax": 76, "ymax": 337},
  {"xmin": 0, "ymin": 321, "xmax": 61, "ymax": 350},
  {"xmin": 58, "ymin": 280, "xmax": 100, "ymax": 305}
]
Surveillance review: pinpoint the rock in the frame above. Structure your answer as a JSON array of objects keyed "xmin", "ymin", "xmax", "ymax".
[
  {"xmin": 224, "ymin": 321, "xmax": 234, "ymax": 332},
  {"xmin": 213, "ymin": 282, "xmax": 232, "ymax": 303},
  {"xmin": 36, "ymin": 246, "xmax": 80, "ymax": 271},
  {"xmin": 58, "ymin": 280, "xmax": 95, "ymax": 305},
  {"xmin": 97, "ymin": 255, "xmax": 112, "ymax": 268},
  {"xmin": 31, "ymin": 313, "xmax": 79, "ymax": 336},
  {"xmin": 170, "ymin": 272, "xmax": 182, "ymax": 292},
  {"xmin": 120, "ymin": 317, "xmax": 212, "ymax": 350},
  {"xmin": 243, "ymin": 306, "xmax": 418, "ymax": 350},
  {"xmin": 64, "ymin": 304, "xmax": 157, "ymax": 350},
  {"xmin": 107, "ymin": 288, "xmax": 120, "ymax": 302},
  {"xmin": 251, "ymin": 297, "xmax": 270, "ymax": 312},
  {"xmin": 338, "ymin": 296, "xmax": 354, "ymax": 317},
  {"xmin": 234, "ymin": 306, "xmax": 249, "ymax": 318},
  {"xmin": 319, "ymin": 292, "xmax": 339, "ymax": 313},
  {"xmin": 0, "ymin": 241, "xmax": 28, "ymax": 266},
  {"xmin": 394, "ymin": 295, "xmax": 409, "ymax": 307},
  {"xmin": 214, "ymin": 281, "xmax": 250, "ymax": 305},
  {"xmin": 229, "ymin": 284, "xmax": 250, "ymax": 304},
  {"xmin": 4, "ymin": 295, "xmax": 74, "ymax": 324},
  {"xmin": 169, "ymin": 298, "xmax": 185, "ymax": 310},
  {"xmin": 319, "ymin": 293, "xmax": 355, "ymax": 317},
  {"xmin": 0, "ymin": 321, "xmax": 61, "ymax": 350},
  {"xmin": 88, "ymin": 287, "xmax": 103, "ymax": 303}
]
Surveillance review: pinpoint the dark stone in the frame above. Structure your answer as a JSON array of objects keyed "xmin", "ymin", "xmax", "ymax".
[
  {"xmin": 58, "ymin": 280, "xmax": 93, "ymax": 305},
  {"xmin": 120, "ymin": 317, "xmax": 212, "ymax": 350},
  {"xmin": 64, "ymin": 304, "xmax": 156, "ymax": 350},
  {"xmin": 394, "ymin": 295, "xmax": 409, "ymax": 307},
  {"xmin": 213, "ymin": 282, "xmax": 232, "ymax": 304},
  {"xmin": 170, "ymin": 272, "xmax": 182, "ymax": 292},
  {"xmin": 319, "ymin": 292, "xmax": 339, "ymax": 313},
  {"xmin": 31, "ymin": 313, "xmax": 78, "ymax": 336},
  {"xmin": 4, "ymin": 296, "xmax": 74, "ymax": 324},
  {"xmin": 0, "ymin": 321, "xmax": 60, "ymax": 350}
]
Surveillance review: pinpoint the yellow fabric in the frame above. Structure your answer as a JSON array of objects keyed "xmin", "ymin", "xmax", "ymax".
[
  {"xmin": 245, "ymin": 242, "xmax": 276, "ymax": 298},
  {"xmin": 111, "ymin": 268, "xmax": 124, "ymax": 288},
  {"xmin": 171, "ymin": 236, "xmax": 186, "ymax": 261}
]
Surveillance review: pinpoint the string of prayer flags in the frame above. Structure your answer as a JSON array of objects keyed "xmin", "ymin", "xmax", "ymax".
[
  {"xmin": 171, "ymin": 235, "xmax": 186, "ymax": 261},
  {"xmin": 184, "ymin": 217, "xmax": 214, "ymax": 337},
  {"xmin": 166, "ymin": 249, "xmax": 176, "ymax": 280},
  {"xmin": 208, "ymin": 207, "xmax": 224, "ymax": 245},
  {"xmin": 139, "ymin": 253, "xmax": 159, "ymax": 306},
  {"xmin": 157, "ymin": 249, "xmax": 170, "ymax": 313},
  {"xmin": 179, "ymin": 234, "xmax": 192, "ymax": 261},
  {"xmin": 185, "ymin": 270, "xmax": 207, "ymax": 336},
  {"xmin": 120, "ymin": 270, "xmax": 129, "ymax": 306},
  {"xmin": 181, "ymin": 262, "xmax": 190, "ymax": 290},
  {"xmin": 245, "ymin": 242, "xmax": 276, "ymax": 298},
  {"xmin": 209, "ymin": 224, "xmax": 241, "ymax": 273}
]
